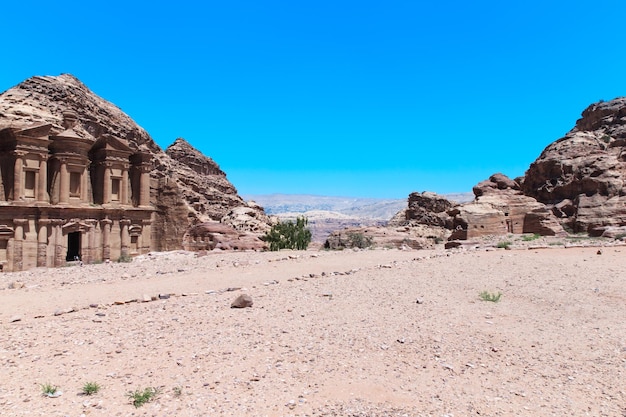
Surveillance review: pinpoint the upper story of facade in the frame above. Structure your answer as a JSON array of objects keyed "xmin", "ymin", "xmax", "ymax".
[{"xmin": 0, "ymin": 111, "xmax": 152, "ymax": 209}]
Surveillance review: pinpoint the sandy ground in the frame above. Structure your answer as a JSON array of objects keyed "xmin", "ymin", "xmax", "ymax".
[{"xmin": 0, "ymin": 245, "xmax": 624, "ymax": 416}]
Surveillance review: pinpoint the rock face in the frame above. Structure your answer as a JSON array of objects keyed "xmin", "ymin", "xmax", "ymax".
[
  {"xmin": 404, "ymin": 192, "xmax": 455, "ymax": 227},
  {"xmin": 0, "ymin": 74, "xmax": 271, "ymax": 252},
  {"xmin": 182, "ymin": 222, "xmax": 266, "ymax": 251},
  {"xmin": 449, "ymin": 174, "xmax": 565, "ymax": 240},
  {"xmin": 522, "ymin": 98, "xmax": 626, "ymax": 234},
  {"xmin": 324, "ymin": 224, "xmax": 449, "ymax": 250}
]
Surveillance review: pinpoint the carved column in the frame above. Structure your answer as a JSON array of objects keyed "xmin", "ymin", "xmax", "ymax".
[
  {"xmin": 101, "ymin": 218, "xmax": 112, "ymax": 261},
  {"xmin": 59, "ymin": 158, "xmax": 69, "ymax": 204},
  {"xmin": 82, "ymin": 220, "xmax": 96, "ymax": 263},
  {"xmin": 37, "ymin": 219, "xmax": 50, "ymax": 267},
  {"xmin": 37, "ymin": 154, "xmax": 48, "ymax": 203},
  {"xmin": 81, "ymin": 166, "xmax": 88, "ymax": 203},
  {"xmin": 103, "ymin": 163, "xmax": 112, "ymax": 204},
  {"xmin": 121, "ymin": 164, "xmax": 129, "ymax": 206},
  {"xmin": 120, "ymin": 219, "xmax": 131, "ymax": 260},
  {"xmin": 13, "ymin": 151, "xmax": 25, "ymax": 201},
  {"xmin": 139, "ymin": 165, "xmax": 151, "ymax": 207},
  {"xmin": 141, "ymin": 218, "xmax": 152, "ymax": 254},
  {"xmin": 13, "ymin": 219, "xmax": 27, "ymax": 271},
  {"xmin": 53, "ymin": 220, "xmax": 64, "ymax": 267}
]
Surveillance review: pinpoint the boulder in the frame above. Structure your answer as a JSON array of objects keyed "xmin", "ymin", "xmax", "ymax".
[
  {"xmin": 473, "ymin": 173, "xmax": 519, "ymax": 197},
  {"xmin": 388, "ymin": 192, "xmax": 455, "ymax": 228},
  {"xmin": 231, "ymin": 294, "xmax": 253, "ymax": 308}
]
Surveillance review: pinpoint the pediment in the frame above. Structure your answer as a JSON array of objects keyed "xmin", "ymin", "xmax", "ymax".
[
  {"xmin": 91, "ymin": 135, "xmax": 132, "ymax": 153},
  {"xmin": 17, "ymin": 123, "xmax": 52, "ymax": 138}
]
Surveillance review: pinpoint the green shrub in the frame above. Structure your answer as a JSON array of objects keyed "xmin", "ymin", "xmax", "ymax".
[
  {"xmin": 41, "ymin": 383, "xmax": 59, "ymax": 397},
  {"xmin": 496, "ymin": 241, "xmax": 512, "ymax": 249},
  {"xmin": 82, "ymin": 382, "xmax": 101, "ymax": 396},
  {"xmin": 522, "ymin": 233, "xmax": 541, "ymax": 242},
  {"xmin": 479, "ymin": 291, "xmax": 502, "ymax": 302},
  {"xmin": 346, "ymin": 232, "xmax": 373, "ymax": 249},
  {"xmin": 118, "ymin": 254, "xmax": 133, "ymax": 263},
  {"xmin": 127, "ymin": 387, "xmax": 160, "ymax": 408},
  {"xmin": 263, "ymin": 216, "xmax": 312, "ymax": 251}
]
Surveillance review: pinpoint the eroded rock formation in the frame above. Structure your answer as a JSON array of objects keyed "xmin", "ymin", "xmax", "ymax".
[
  {"xmin": 522, "ymin": 98, "xmax": 626, "ymax": 234},
  {"xmin": 182, "ymin": 222, "xmax": 267, "ymax": 251},
  {"xmin": 449, "ymin": 174, "xmax": 565, "ymax": 240}
]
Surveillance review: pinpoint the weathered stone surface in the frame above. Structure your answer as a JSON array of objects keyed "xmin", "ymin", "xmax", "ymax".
[
  {"xmin": 183, "ymin": 222, "xmax": 267, "ymax": 251},
  {"xmin": 598, "ymin": 225, "xmax": 626, "ymax": 238},
  {"xmin": 404, "ymin": 192, "xmax": 455, "ymax": 227},
  {"xmin": 448, "ymin": 182, "xmax": 565, "ymax": 240},
  {"xmin": 231, "ymin": 294, "xmax": 253, "ymax": 308},
  {"xmin": 522, "ymin": 97, "xmax": 626, "ymax": 232},
  {"xmin": 575, "ymin": 194, "xmax": 626, "ymax": 235},
  {"xmin": 220, "ymin": 204, "xmax": 275, "ymax": 234},
  {"xmin": 473, "ymin": 173, "xmax": 520, "ymax": 197},
  {"xmin": 164, "ymin": 138, "xmax": 272, "ymax": 234},
  {"xmin": 324, "ymin": 225, "xmax": 448, "ymax": 250}
]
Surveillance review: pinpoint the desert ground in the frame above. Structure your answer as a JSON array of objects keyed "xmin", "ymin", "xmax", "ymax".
[{"xmin": 0, "ymin": 242, "xmax": 625, "ymax": 416}]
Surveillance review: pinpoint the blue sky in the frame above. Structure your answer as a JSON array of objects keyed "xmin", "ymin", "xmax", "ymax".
[{"xmin": 2, "ymin": 1, "xmax": 625, "ymax": 198}]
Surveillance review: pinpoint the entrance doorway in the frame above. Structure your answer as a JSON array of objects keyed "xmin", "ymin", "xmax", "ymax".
[{"xmin": 66, "ymin": 231, "xmax": 81, "ymax": 261}]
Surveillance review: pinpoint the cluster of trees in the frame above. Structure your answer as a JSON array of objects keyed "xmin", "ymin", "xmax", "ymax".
[{"xmin": 263, "ymin": 216, "xmax": 312, "ymax": 251}]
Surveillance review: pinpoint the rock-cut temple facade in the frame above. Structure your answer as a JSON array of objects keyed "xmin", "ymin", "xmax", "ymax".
[{"xmin": 0, "ymin": 112, "xmax": 153, "ymax": 272}]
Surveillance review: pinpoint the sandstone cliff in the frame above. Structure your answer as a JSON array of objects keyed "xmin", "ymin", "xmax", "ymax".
[
  {"xmin": 522, "ymin": 97, "xmax": 626, "ymax": 234},
  {"xmin": 0, "ymin": 74, "xmax": 270, "ymax": 250}
]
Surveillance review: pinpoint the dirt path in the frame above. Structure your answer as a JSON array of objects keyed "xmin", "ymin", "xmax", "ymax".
[{"xmin": 0, "ymin": 246, "xmax": 624, "ymax": 416}]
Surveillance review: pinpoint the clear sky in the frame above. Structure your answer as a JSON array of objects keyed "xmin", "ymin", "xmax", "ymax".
[{"xmin": 1, "ymin": 1, "xmax": 625, "ymax": 198}]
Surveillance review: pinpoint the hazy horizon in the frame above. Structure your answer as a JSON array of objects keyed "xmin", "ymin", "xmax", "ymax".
[{"xmin": 2, "ymin": 1, "xmax": 625, "ymax": 199}]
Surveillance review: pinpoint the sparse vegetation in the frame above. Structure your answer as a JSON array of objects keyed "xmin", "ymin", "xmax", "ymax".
[
  {"xmin": 522, "ymin": 233, "xmax": 541, "ymax": 242},
  {"xmin": 614, "ymin": 233, "xmax": 626, "ymax": 240},
  {"xmin": 346, "ymin": 232, "xmax": 373, "ymax": 249},
  {"xmin": 479, "ymin": 291, "xmax": 502, "ymax": 302},
  {"xmin": 173, "ymin": 386, "xmax": 183, "ymax": 397},
  {"xmin": 263, "ymin": 216, "xmax": 312, "ymax": 251},
  {"xmin": 118, "ymin": 254, "xmax": 133, "ymax": 263},
  {"xmin": 82, "ymin": 381, "xmax": 101, "ymax": 396},
  {"xmin": 127, "ymin": 387, "xmax": 160, "ymax": 408},
  {"xmin": 41, "ymin": 383, "xmax": 59, "ymax": 397},
  {"xmin": 496, "ymin": 241, "xmax": 512, "ymax": 249},
  {"xmin": 549, "ymin": 241, "xmax": 564, "ymax": 246}
]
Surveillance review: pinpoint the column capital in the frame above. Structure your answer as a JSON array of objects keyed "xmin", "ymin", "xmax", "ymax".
[
  {"xmin": 13, "ymin": 219, "xmax": 29, "ymax": 226},
  {"xmin": 38, "ymin": 219, "xmax": 52, "ymax": 226},
  {"xmin": 119, "ymin": 219, "xmax": 132, "ymax": 226}
]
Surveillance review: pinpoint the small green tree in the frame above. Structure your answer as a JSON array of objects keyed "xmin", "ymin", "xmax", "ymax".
[
  {"xmin": 346, "ymin": 232, "xmax": 373, "ymax": 249},
  {"xmin": 264, "ymin": 216, "xmax": 312, "ymax": 251}
]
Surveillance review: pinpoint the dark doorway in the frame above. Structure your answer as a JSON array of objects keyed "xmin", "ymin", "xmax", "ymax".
[{"xmin": 66, "ymin": 232, "xmax": 81, "ymax": 261}]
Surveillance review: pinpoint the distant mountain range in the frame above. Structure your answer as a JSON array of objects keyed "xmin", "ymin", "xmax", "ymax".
[
  {"xmin": 244, "ymin": 193, "xmax": 474, "ymax": 242},
  {"xmin": 246, "ymin": 193, "xmax": 473, "ymax": 218}
]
